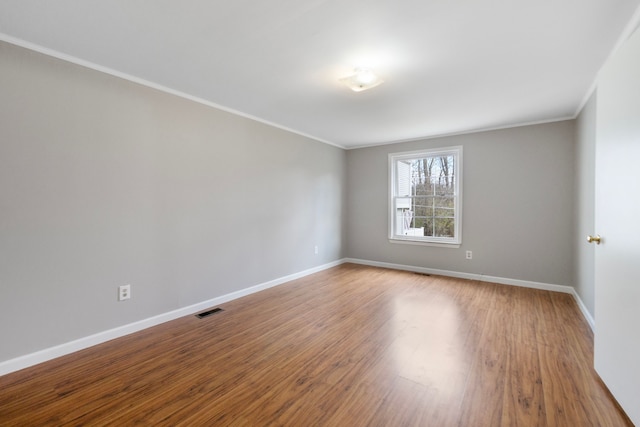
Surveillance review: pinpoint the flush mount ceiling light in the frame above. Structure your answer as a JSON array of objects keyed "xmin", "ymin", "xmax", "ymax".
[{"xmin": 340, "ymin": 68, "xmax": 384, "ymax": 92}]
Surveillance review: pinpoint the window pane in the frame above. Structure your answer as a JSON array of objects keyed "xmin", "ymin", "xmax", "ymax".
[
  {"xmin": 438, "ymin": 183, "xmax": 455, "ymax": 195},
  {"xmin": 433, "ymin": 218, "xmax": 454, "ymax": 237},
  {"xmin": 434, "ymin": 196, "xmax": 454, "ymax": 208},
  {"xmin": 434, "ymin": 207, "xmax": 454, "ymax": 218}
]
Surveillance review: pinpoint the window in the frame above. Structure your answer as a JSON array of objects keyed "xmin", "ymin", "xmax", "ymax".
[{"xmin": 389, "ymin": 146, "xmax": 462, "ymax": 246}]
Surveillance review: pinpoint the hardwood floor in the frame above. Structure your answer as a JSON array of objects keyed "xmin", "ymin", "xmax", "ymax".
[{"xmin": 0, "ymin": 264, "xmax": 632, "ymax": 426}]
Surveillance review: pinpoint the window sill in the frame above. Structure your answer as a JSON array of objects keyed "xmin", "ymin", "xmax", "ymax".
[{"xmin": 389, "ymin": 238, "xmax": 461, "ymax": 249}]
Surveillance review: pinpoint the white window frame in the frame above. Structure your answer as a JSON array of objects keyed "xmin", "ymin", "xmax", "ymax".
[{"xmin": 388, "ymin": 146, "xmax": 462, "ymax": 247}]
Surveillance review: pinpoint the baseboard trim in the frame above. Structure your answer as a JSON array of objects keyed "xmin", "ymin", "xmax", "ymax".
[
  {"xmin": 344, "ymin": 258, "xmax": 573, "ymax": 292},
  {"xmin": 1, "ymin": 257, "xmax": 595, "ymax": 376},
  {"xmin": 0, "ymin": 259, "xmax": 344, "ymax": 377},
  {"xmin": 570, "ymin": 289, "xmax": 596, "ymax": 331},
  {"xmin": 344, "ymin": 258, "xmax": 595, "ymax": 331}
]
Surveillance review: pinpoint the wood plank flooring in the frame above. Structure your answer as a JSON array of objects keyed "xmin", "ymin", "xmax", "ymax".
[{"xmin": 0, "ymin": 264, "xmax": 632, "ymax": 426}]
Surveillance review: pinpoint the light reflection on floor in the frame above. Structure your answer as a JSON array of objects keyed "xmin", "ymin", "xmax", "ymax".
[{"xmin": 392, "ymin": 294, "xmax": 465, "ymax": 396}]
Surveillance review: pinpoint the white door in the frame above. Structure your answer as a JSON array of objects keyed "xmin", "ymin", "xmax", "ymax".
[{"xmin": 594, "ymin": 26, "xmax": 640, "ymax": 425}]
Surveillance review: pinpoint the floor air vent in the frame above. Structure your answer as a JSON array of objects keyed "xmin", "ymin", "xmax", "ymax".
[{"xmin": 196, "ymin": 307, "xmax": 224, "ymax": 319}]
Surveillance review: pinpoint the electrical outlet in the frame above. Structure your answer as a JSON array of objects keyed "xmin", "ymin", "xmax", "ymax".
[
  {"xmin": 314, "ymin": 245, "xmax": 319, "ymax": 255},
  {"xmin": 465, "ymin": 250, "xmax": 473, "ymax": 260},
  {"xmin": 118, "ymin": 284, "xmax": 131, "ymax": 301}
]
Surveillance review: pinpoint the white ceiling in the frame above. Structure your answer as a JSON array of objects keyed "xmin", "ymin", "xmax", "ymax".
[{"xmin": 1, "ymin": 1, "xmax": 639, "ymax": 149}]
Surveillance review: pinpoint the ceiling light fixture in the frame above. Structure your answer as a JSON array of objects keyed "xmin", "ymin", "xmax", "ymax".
[{"xmin": 340, "ymin": 68, "xmax": 384, "ymax": 92}]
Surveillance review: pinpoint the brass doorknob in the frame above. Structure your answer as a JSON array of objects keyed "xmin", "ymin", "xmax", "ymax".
[{"xmin": 587, "ymin": 235, "xmax": 601, "ymax": 244}]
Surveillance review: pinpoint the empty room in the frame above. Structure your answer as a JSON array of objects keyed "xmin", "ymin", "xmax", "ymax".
[{"xmin": 1, "ymin": 1, "xmax": 640, "ymax": 425}]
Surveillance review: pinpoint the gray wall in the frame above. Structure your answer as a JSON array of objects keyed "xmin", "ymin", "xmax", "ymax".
[
  {"xmin": 0, "ymin": 38, "xmax": 591, "ymax": 366},
  {"xmin": 573, "ymin": 92, "xmax": 597, "ymax": 318},
  {"xmin": 0, "ymin": 42, "xmax": 346, "ymax": 363},
  {"xmin": 346, "ymin": 121, "xmax": 575, "ymax": 286}
]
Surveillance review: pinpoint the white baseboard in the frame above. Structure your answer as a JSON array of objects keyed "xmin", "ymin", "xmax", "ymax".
[
  {"xmin": 344, "ymin": 258, "xmax": 595, "ymax": 331},
  {"xmin": 570, "ymin": 289, "xmax": 595, "ymax": 331},
  {"xmin": 1, "ymin": 257, "xmax": 595, "ymax": 376},
  {"xmin": 0, "ymin": 259, "xmax": 344, "ymax": 377}
]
